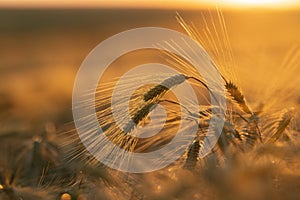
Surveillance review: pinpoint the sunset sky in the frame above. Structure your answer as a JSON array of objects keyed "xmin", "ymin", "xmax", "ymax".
[{"xmin": 0, "ymin": 0, "xmax": 300, "ymax": 9}]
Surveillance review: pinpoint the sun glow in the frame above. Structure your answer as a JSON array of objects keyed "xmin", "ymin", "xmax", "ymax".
[
  {"xmin": 0, "ymin": 0, "xmax": 299, "ymax": 9},
  {"xmin": 218, "ymin": 0, "xmax": 298, "ymax": 7},
  {"xmin": 224, "ymin": 0, "xmax": 285, "ymax": 5}
]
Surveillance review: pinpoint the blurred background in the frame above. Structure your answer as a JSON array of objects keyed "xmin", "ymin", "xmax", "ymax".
[{"xmin": 0, "ymin": 0, "xmax": 299, "ymax": 137}]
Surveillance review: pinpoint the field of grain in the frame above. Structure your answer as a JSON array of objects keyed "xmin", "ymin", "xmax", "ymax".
[{"xmin": 0, "ymin": 8, "xmax": 300, "ymax": 200}]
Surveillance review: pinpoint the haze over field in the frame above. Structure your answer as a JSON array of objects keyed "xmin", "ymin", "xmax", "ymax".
[
  {"xmin": 1, "ymin": 9, "xmax": 299, "ymax": 129},
  {"xmin": 1, "ymin": 0, "xmax": 300, "ymax": 9}
]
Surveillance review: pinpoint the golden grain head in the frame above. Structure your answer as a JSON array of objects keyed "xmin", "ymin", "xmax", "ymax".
[{"xmin": 61, "ymin": 193, "xmax": 72, "ymax": 200}]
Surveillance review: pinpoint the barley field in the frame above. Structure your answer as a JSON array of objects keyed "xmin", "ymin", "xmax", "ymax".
[{"xmin": 0, "ymin": 8, "xmax": 300, "ymax": 200}]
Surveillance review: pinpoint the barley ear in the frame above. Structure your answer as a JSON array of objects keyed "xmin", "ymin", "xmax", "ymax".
[
  {"xmin": 225, "ymin": 81, "xmax": 252, "ymax": 114},
  {"xmin": 267, "ymin": 108, "xmax": 294, "ymax": 144},
  {"xmin": 143, "ymin": 74, "xmax": 187, "ymax": 102}
]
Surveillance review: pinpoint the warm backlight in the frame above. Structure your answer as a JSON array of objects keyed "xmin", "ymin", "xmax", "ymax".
[
  {"xmin": 218, "ymin": 0, "xmax": 299, "ymax": 8},
  {"xmin": 226, "ymin": 0, "xmax": 282, "ymax": 4},
  {"xmin": 0, "ymin": 0, "xmax": 299, "ymax": 9}
]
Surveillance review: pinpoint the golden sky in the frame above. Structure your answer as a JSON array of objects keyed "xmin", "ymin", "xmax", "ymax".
[{"xmin": 0, "ymin": 0, "xmax": 299, "ymax": 9}]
